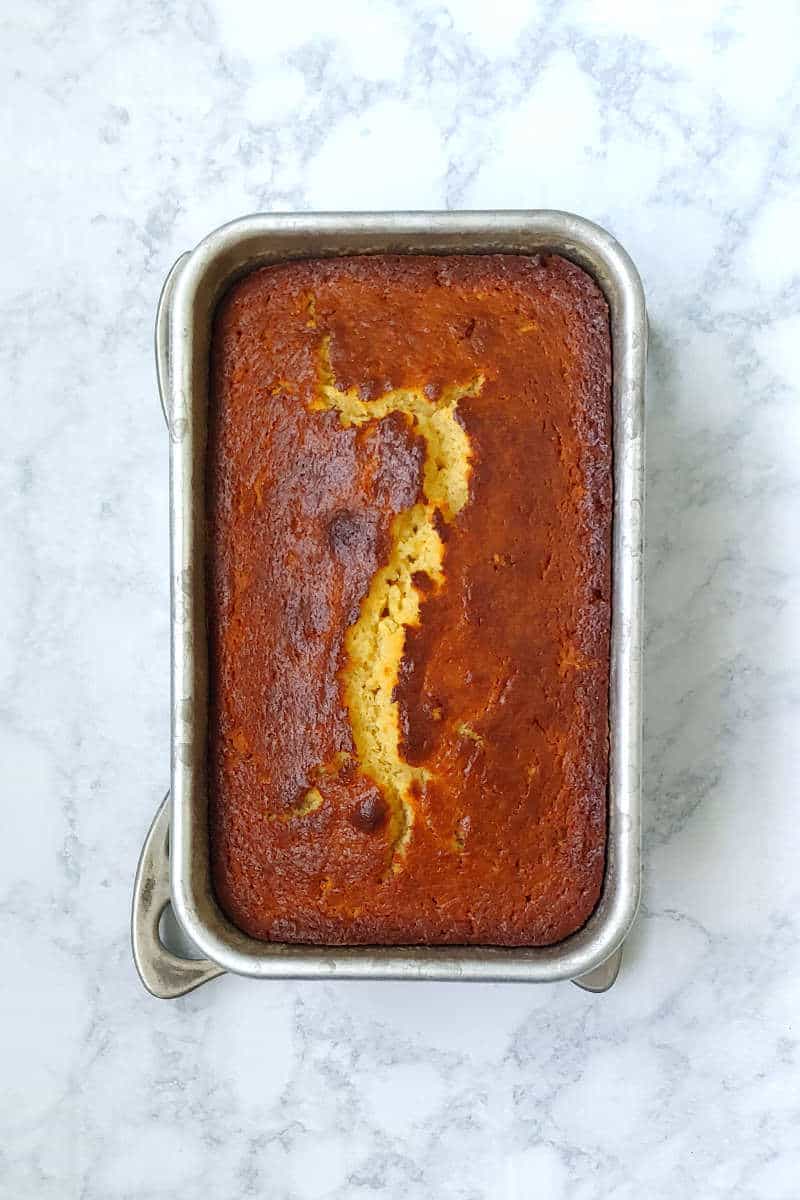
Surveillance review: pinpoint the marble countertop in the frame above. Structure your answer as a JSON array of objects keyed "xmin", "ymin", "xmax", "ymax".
[{"xmin": 3, "ymin": 1, "xmax": 799, "ymax": 1196}]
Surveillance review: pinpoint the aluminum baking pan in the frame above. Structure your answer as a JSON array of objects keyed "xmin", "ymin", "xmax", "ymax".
[{"xmin": 132, "ymin": 211, "xmax": 646, "ymax": 998}]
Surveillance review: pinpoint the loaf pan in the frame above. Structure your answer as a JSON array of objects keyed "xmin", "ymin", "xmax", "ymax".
[{"xmin": 132, "ymin": 211, "xmax": 646, "ymax": 998}]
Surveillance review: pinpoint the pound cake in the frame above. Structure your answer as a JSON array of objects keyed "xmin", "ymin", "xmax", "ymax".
[{"xmin": 207, "ymin": 253, "xmax": 612, "ymax": 946}]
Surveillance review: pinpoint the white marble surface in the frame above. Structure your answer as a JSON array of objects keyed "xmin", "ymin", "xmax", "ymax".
[{"xmin": 3, "ymin": 1, "xmax": 799, "ymax": 1195}]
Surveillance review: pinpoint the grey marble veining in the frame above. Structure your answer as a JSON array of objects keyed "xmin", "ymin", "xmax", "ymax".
[{"xmin": 2, "ymin": 1, "xmax": 799, "ymax": 1196}]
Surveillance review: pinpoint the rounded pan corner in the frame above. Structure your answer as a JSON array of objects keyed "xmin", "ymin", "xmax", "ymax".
[
  {"xmin": 581, "ymin": 871, "xmax": 641, "ymax": 975},
  {"xmin": 168, "ymin": 802, "xmax": 237, "ymax": 974},
  {"xmin": 168, "ymin": 860, "xmax": 216, "ymax": 963}
]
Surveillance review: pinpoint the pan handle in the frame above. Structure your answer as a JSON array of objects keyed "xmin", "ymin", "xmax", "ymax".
[
  {"xmin": 131, "ymin": 793, "xmax": 225, "ymax": 999},
  {"xmin": 572, "ymin": 945, "xmax": 623, "ymax": 992},
  {"xmin": 155, "ymin": 252, "xmax": 190, "ymax": 433}
]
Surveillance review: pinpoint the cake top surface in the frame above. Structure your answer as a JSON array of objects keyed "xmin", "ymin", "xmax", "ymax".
[{"xmin": 208, "ymin": 253, "xmax": 612, "ymax": 946}]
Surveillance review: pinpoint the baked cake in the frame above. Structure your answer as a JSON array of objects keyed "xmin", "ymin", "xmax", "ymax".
[{"xmin": 207, "ymin": 253, "xmax": 612, "ymax": 946}]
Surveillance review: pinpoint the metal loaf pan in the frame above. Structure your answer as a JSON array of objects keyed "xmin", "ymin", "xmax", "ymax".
[{"xmin": 132, "ymin": 211, "xmax": 646, "ymax": 998}]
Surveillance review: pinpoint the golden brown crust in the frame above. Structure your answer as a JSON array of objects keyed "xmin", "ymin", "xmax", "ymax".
[{"xmin": 207, "ymin": 253, "xmax": 611, "ymax": 946}]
